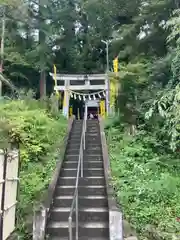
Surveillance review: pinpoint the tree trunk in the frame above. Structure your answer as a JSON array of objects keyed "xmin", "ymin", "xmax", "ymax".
[
  {"xmin": 40, "ymin": 70, "xmax": 46, "ymax": 98},
  {"xmin": 39, "ymin": 0, "xmax": 46, "ymax": 98}
]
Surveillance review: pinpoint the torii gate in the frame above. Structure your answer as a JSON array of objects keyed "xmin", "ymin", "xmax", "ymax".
[{"xmin": 49, "ymin": 73, "xmax": 110, "ymax": 118}]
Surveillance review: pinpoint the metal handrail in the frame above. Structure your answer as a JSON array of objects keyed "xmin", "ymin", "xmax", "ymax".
[{"xmin": 68, "ymin": 109, "xmax": 87, "ymax": 240}]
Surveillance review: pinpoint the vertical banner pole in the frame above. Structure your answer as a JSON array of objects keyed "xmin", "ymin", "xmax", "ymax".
[
  {"xmin": 112, "ymin": 57, "xmax": 119, "ymax": 115},
  {"xmin": 110, "ymin": 80, "xmax": 116, "ymax": 115},
  {"xmin": 63, "ymin": 81, "xmax": 69, "ymax": 118},
  {"xmin": 105, "ymin": 73, "xmax": 110, "ymax": 116}
]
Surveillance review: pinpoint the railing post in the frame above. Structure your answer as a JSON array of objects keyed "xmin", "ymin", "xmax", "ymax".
[
  {"xmin": 80, "ymin": 147, "xmax": 83, "ymax": 177},
  {"xmin": 76, "ymin": 191, "xmax": 78, "ymax": 240},
  {"xmin": 85, "ymin": 105, "xmax": 87, "ymax": 132},
  {"xmin": 68, "ymin": 216, "xmax": 73, "ymax": 240},
  {"xmin": 84, "ymin": 133, "xmax": 85, "ymax": 150},
  {"xmin": 83, "ymin": 119, "xmax": 86, "ymax": 150},
  {"xmin": 0, "ymin": 149, "xmax": 5, "ymax": 240},
  {"xmin": 68, "ymin": 113, "xmax": 86, "ymax": 240}
]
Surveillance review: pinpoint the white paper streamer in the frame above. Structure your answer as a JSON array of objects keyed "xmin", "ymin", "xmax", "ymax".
[{"xmin": 69, "ymin": 90, "xmax": 105, "ymax": 101}]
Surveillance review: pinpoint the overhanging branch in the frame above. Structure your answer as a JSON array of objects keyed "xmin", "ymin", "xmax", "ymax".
[{"xmin": 0, "ymin": 73, "xmax": 18, "ymax": 93}]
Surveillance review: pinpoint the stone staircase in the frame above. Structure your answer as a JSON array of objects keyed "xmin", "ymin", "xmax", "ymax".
[{"xmin": 45, "ymin": 119, "xmax": 109, "ymax": 239}]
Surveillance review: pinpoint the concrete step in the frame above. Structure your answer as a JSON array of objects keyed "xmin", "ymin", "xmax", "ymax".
[
  {"xmin": 85, "ymin": 145, "xmax": 101, "ymax": 151},
  {"xmin": 74, "ymin": 122, "xmax": 83, "ymax": 125},
  {"xmin": 70, "ymin": 132, "xmax": 82, "ymax": 136},
  {"xmin": 58, "ymin": 177, "xmax": 77, "ymax": 186},
  {"xmin": 66, "ymin": 146, "xmax": 80, "ymax": 151},
  {"xmin": 85, "ymin": 142, "xmax": 100, "ymax": 146},
  {"xmin": 65, "ymin": 149, "xmax": 80, "ymax": 155},
  {"xmin": 86, "ymin": 130, "xmax": 100, "ymax": 134},
  {"xmin": 58, "ymin": 176, "xmax": 105, "ymax": 186},
  {"xmin": 64, "ymin": 154, "xmax": 103, "ymax": 162},
  {"xmin": 69, "ymin": 136, "xmax": 82, "ymax": 141},
  {"xmin": 53, "ymin": 195, "xmax": 108, "ymax": 208},
  {"xmin": 85, "ymin": 138, "xmax": 101, "ymax": 143},
  {"xmin": 60, "ymin": 168, "xmax": 104, "ymax": 177},
  {"xmin": 86, "ymin": 124, "xmax": 99, "ymax": 127},
  {"xmin": 64, "ymin": 155, "xmax": 79, "ymax": 161},
  {"xmin": 49, "ymin": 237, "xmax": 109, "ymax": 240},
  {"xmin": 86, "ymin": 128, "xmax": 99, "ymax": 130},
  {"xmin": 71, "ymin": 127, "xmax": 82, "ymax": 131},
  {"xmin": 80, "ymin": 176, "xmax": 105, "ymax": 185},
  {"xmin": 85, "ymin": 139, "xmax": 100, "ymax": 142},
  {"xmin": 87, "ymin": 121, "xmax": 99, "ymax": 123},
  {"xmin": 71, "ymin": 129, "xmax": 82, "ymax": 133},
  {"xmin": 63, "ymin": 161, "xmax": 103, "ymax": 169},
  {"xmin": 69, "ymin": 130, "xmax": 82, "ymax": 135},
  {"xmin": 67, "ymin": 140, "xmax": 82, "ymax": 145},
  {"xmin": 86, "ymin": 133, "xmax": 100, "ymax": 136},
  {"xmin": 84, "ymin": 157, "xmax": 103, "ymax": 163},
  {"xmin": 86, "ymin": 132, "xmax": 100, "ymax": 136},
  {"xmin": 49, "ymin": 207, "xmax": 108, "ymax": 222},
  {"xmin": 86, "ymin": 130, "xmax": 99, "ymax": 133},
  {"xmin": 85, "ymin": 137, "xmax": 100, "ymax": 140},
  {"xmin": 71, "ymin": 124, "xmax": 82, "ymax": 128},
  {"xmin": 67, "ymin": 143, "xmax": 80, "ymax": 148},
  {"xmin": 87, "ymin": 120, "xmax": 99, "ymax": 124},
  {"xmin": 86, "ymin": 130, "xmax": 99, "ymax": 132},
  {"xmin": 86, "ymin": 126, "xmax": 99, "ymax": 129},
  {"xmin": 47, "ymin": 221, "xmax": 109, "ymax": 238},
  {"xmin": 55, "ymin": 185, "xmax": 106, "ymax": 196},
  {"xmin": 85, "ymin": 149, "xmax": 102, "ymax": 155},
  {"xmin": 84, "ymin": 142, "xmax": 101, "ymax": 147},
  {"xmin": 69, "ymin": 137, "xmax": 81, "ymax": 141},
  {"xmin": 84, "ymin": 155, "xmax": 103, "ymax": 161}
]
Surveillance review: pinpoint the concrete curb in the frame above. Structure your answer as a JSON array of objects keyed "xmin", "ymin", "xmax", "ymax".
[{"xmin": 99, "ymin": 117, "xmax": 123, "ymax": 240}]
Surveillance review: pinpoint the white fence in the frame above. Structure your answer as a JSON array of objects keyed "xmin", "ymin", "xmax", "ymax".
[{"xmin": 0, "ymin": 148, "xmax": 19, "ymax": 240}]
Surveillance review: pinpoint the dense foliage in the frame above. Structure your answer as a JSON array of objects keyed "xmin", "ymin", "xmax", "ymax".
[
  {"xmin": 0, "ymin": 98, "xmax": 67, "ymax": 238},
  {"xmin": 114, "ymin": 4, "xmax": 180, "ymax": 152},
  {"xmin": 103, "ymin": 2, "xmax": 180, "ymax": 238},
  {"xmin": 107, "ymin": 126, "xmax": 180, "ymax": 240},
  {"xmin": 104, "ymin": 5, "xmax": 180, "ymax": 236}
]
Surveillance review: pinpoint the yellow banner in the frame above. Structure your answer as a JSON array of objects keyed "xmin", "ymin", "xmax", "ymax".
[
  {"xmin": 53, "ymin": 64, "xmax": 57, "ymax": 85},
  {"xmin": 69, "ymin": 106, "xmax": 73, "ymax": 116},
  {"xmin": 110, "ymin": 81, "xmax": 116, "ymax": 109},
  {"xmin": 63, "ymin": 91, "xmax": 67, "ymax": 107},
  {"xmin": 113, "ymin": 57, "xmax": 118, "ymax": 73},
  {"xmin": 100, "ymin": 100, "xmax": 105, "ymax": 118}
]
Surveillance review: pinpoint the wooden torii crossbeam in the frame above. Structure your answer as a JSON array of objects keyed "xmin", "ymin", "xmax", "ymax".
[{"xmin": 49, "ymin": 73, "xmax": 110, "ymax": 117}]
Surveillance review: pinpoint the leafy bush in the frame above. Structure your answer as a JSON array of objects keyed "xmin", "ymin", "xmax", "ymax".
[
  {"xmin": 108, "ymin": 127, "xmax": 180, "ymax": 240},
  {"xmin": 0, "ymin": 99, "xmax": 67, "ymax": 238}
]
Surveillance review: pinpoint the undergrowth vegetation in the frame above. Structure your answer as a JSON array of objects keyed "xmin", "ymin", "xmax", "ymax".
[
  {"xmin": 106, "ymin": 121, "xmax": 180, "ymax": 240},
  {"xmin": 0, "ymin": 97, "xmax": 67, "ymax": 238},
  {"xmin": 104, "ymin": 8, "xmax": 180, "ymax": 240}
]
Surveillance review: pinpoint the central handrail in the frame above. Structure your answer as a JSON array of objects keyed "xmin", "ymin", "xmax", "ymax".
[{"xmin": 68, "ymin": 108, "xmax": 87, "ymax": 240}]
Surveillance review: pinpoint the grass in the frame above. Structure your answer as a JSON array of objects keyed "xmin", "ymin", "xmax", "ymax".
[{"xmin": 107, "ymin": 127, "xmax": 180, "ymax": 240}]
